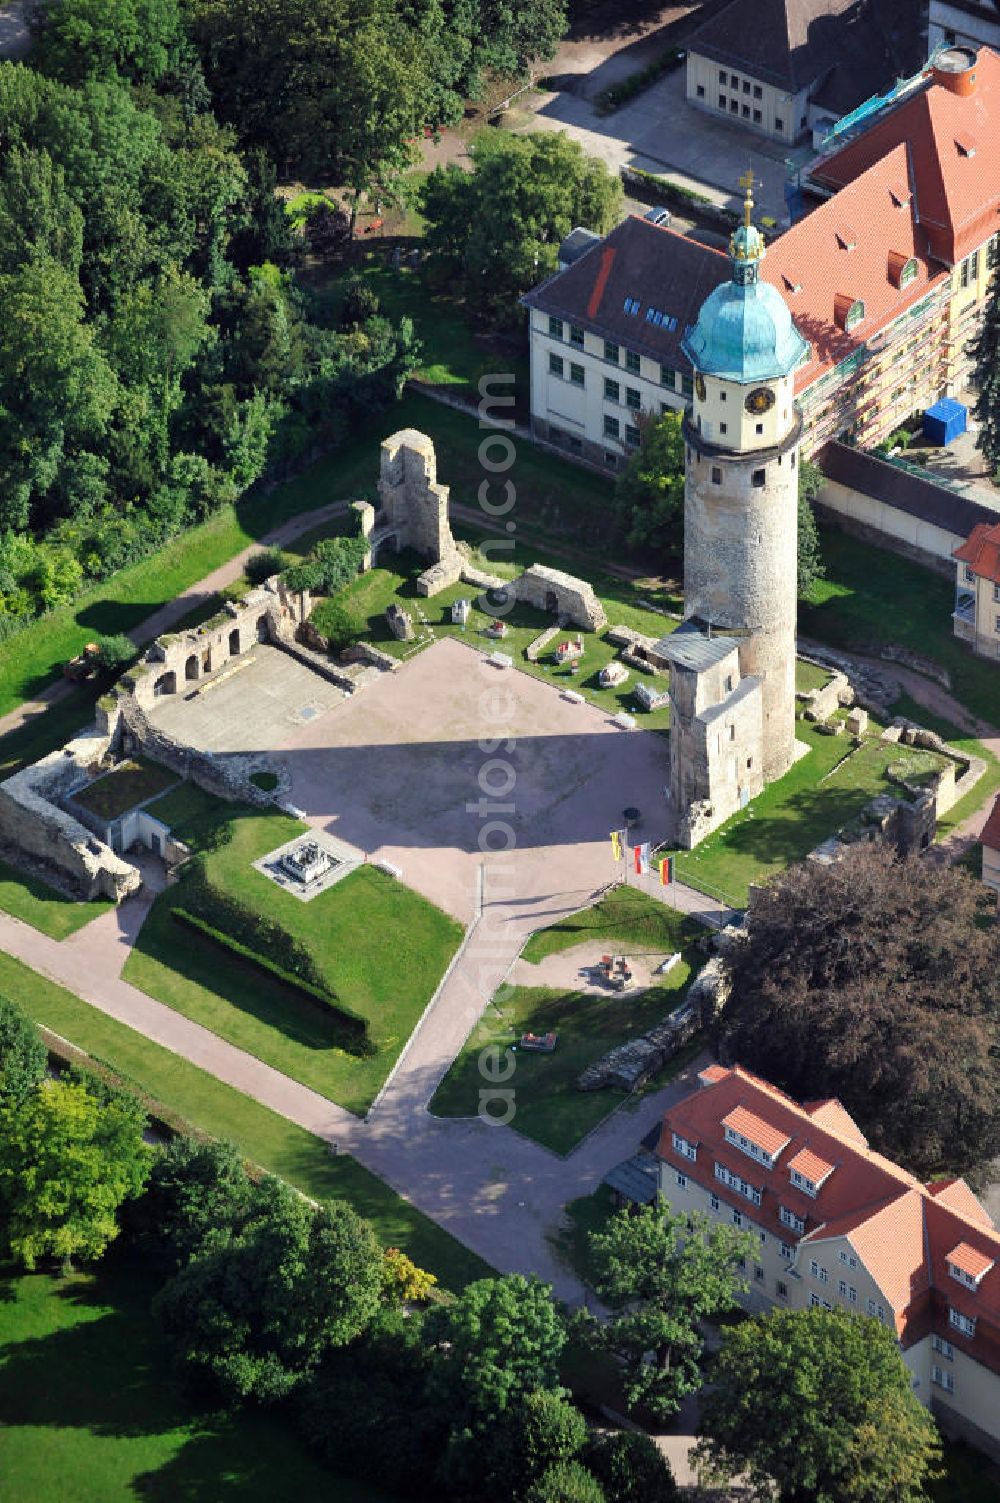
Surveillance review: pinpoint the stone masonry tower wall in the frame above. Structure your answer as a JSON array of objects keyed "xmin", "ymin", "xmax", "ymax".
[{"xmin": 683, "ymin": 415, "xmax": 801, "ymax": 781}]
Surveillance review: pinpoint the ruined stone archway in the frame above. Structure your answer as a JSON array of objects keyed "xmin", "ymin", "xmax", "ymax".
[
  {"xmin": 229, "ymin": 628, "xmax": 240, "ymax": 657},
  {"xmin": 153, "ymin": 671, "xmax": 177, "ymax": 696},
  {"xmin": 184, "ymin": 654, "xmax": 198, "ymax": 681}
]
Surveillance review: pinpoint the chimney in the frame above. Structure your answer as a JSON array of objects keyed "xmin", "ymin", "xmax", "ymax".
[{"xmin": 931, "ymin": 46, "xmax": 978, "ymax": 96}]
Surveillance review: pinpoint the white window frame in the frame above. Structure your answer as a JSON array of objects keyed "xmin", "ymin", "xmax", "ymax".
[
  {"xmin": 780, "ymin": 1206, "xmax": 805, "ymax": 1234},
  {"xmin": 672, "ymin": 1132, "xmax": 697, "ymax": 1162},
  {"xmin": 948, "ymin": 1307, "xmax": 976, "ymax": 1338},
  {"xmin": 932, "ymin": 1334, "xmax": 954, "ymax": 1360}
]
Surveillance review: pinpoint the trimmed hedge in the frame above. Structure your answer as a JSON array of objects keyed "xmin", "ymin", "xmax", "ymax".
[
  {"xmin": 595, "ymin": 48, "xmax": 683, "ymax": 115},
  {"xmin": 176, "ymin": 860, "xmax": 368, "ymax": 1037},
  {"xmin": 172, "ymin": 909, "xmax": 371, "ymax": 1048}
]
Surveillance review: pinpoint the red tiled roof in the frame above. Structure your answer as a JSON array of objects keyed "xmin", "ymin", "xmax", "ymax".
[
  {"xmin": 788, "ymin": 1146, "xmax": 836, "ymax": 1185},
  {"xmin": 954, "ymin": 519, "xmax": 1000, "ymax": 583},
  {"xmin": 721, "ymin": 1104, "xmax": 793, "ymax": 1157},
  {"xmin": 928, "ymin": 1177, "xmax": 996, "ymax": 1227},
  {"xmin": 948, "ymin": 1241, "xmax": 996, "ymax": 1280},
  {"xmin": 656, "ymin": 1065, "xmax": 1000, "ymax": 1362},
  {"xmin": 699, "ymin": 1064, "xmax": 731, "ymax": 1085},
  {"xmin": 804, "ymin": 1098, "xmax": 870, "ymax": 1147},
  {"xmin": 811, "ymin": 46, "xmax": 1000, "ymax": 265},
  {"xmin": 763, "ymin": 142, "xmax": 947, "ymax": 389},
  {"xmin": 981, "ymin": 793, "xmax": 1000, "ymax": 853}
]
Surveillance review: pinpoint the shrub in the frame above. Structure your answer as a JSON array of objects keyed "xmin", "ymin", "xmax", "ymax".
[
  {"xmin": 309, "ymin": 597, "xmax": 365, "ymax": 655},
  {"xmin": 340, "ymin": 275, "xmax": 381, "ymax": 327},
  {"xmin": 94, "ymin": 633, "xmax": 136, "ymax": 674},
  {"xmin": 595, "ymin": 48, "xmax": 682, "ymax": 114},
  {"xmin": 245, "ymin": 547, "xmax": 289, "ymax": 585},
  {"xmin": 0, "ymin": 995, "xmax": 47, "ymax": 1105},
  {"xmin": 305, "ymin": 201, "xmax": 350, "ymax": 255}
]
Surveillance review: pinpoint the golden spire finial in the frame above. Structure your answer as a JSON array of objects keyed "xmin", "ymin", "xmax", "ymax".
[{"xmin": 739, "ymin": 167, "xmax": 755, "ymax": 227}]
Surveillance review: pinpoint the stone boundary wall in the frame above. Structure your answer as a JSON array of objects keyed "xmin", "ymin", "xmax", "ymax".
[
  {"xmin": 510, "ymin": 564, "xmax": 607, "ymax": 631},
  {"xmin": 0, "ymin": 727, "xmax": 141, "ymax": 901},
  {"xmin": 119, "ymin": 699, "xmax": 275, "ymax": 810}
]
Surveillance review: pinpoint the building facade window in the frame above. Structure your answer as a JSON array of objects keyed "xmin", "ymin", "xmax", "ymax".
[
  {"xmin": 932, "ymin": 1335, "xmax": 954, "ymax": 1360},
  {"xmin": 681, "ymin": 373, "xmax": 694, "ymax": 396},
  {"xmin": 696, "ymin": 84, "xmax": 705, "ymax": 98},
  {"xmin": 603, "ymin": 414, "xmax": 620, "ymax": 439},
  {"xmin": 753, "ymin": 84, "xmax": 762, "ymax": 98},
  {"xmin": 549, "ymin": 353, "xmax": 563, "ymax": 377},
  {"xmin": 718, "ymin": 69, "xmax": 726, "ymax": 83},
  {"xmin": 672, "ymin": 1132, "xmax": 697, "ymax": 1161},
  {"xmin": 839, "ymin": 1250, "xmax": 858, "ymax": 1268},
  {"xmin": 626, "ymin": 387, "xmax": 641, "ymax": 410},
  {"xmin": 753, "ymin": 109, "xmax": 762, "ymax": 123},
  {"xmin": 776, "ymin": 1280, "xmax": 788, "ymax": 1298},
  {"xmin": 569, "ymin": 363, "xmax": 585, "ymax": 387},
  {"xmin": 711, "ymin": 466, "xmax": 722, "ymax": 485},
  {"xmin": 775, "ymin": 116, "xmax": 784, "ymax": 132},
  {"xmin": 677, "ymin": 1171, "xmax": 688, "ymax": 1188},
  {"xmin": 604, "ymin": 378, "xmax": 620, "ymax": 403},
  {"xmin": 779, "ymin": 1241, "xmax": 793, "ymax": 1260},
  {"xmin": 810, "ymin": 1293, "xmax": 832, "ymax": 1310},
  {"xmin": 719, "ymin": 93, "xmax": 726, "ymax": 109},
  {"xmin": 932, "ymin": 1365, "xmax": 955, "ymax": 1394},
  {"xmin": 710, "ymin": 1193, "xmax": 720, "ymax": 1211},
  {"xmin": 626, "ymin": 350, "xmax": 641, "ymax": 375},
  {"xmin": 752, "ymin": 468, "xmax": 766, "ymax": 487},
  {"xmin": 569, "ymin": 324, "xmax": 584, "ymax": 348},
  {"xmin": 660, "ymin": 364, "xmax": 676, "ymax": 387},
  {"xmin": 780, "ymin": 1206, "xmax": 805, "ymax": 1234},
  {"xmin": 754, "ymin": 1265, "xmax": 765, "ymax": 1282},
  {"xmin": 548, "ymin": 316, "xmax": 563, "ymax": 339},
  {"xmin": 948, "ymin": 1308, "xmax": 976, "ymax": 1338},
  {"xmin": 604, "ymin": 340, "xmax": 620, "ymax": 364},
  {"xmin": 625, "ymin": 424, "xmax": 640, "ymax": 447}
]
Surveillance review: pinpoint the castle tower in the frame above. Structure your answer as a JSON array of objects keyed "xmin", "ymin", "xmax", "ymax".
[{"xmin": 679, "ymin": 172, "xmax": 809, "ymax": 782}]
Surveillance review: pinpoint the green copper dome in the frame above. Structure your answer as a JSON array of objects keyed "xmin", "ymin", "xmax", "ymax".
[{"xmin": 682, "ymin": 179, "xmax": 808, "ymax": 383}]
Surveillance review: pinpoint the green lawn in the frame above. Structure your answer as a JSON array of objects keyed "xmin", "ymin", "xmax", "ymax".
[
  {"xmin": 0, "ymin": 947, "xmax": 490, "ymax": 1290},
  {"xmin": 801, "ymin": 528, "xmax": 1000, "ymax": 728},
  {"xmin": 124, "ymin": 802, "xmax": 463, "ymax": 1115},
  {"xmin": 671, "ymin": 717, "xmax": 958, "ymax": 907},
  {"xmin": 71, "ymin": 757, "xmax": 178, "ymax": 820},
  {"xmin": 521, "ymin": 885, "xmax": 701, "ymax": 964},
  {"xmin": 0, "ymin": 1264, "xmax": 397, "ymax": 1503},
  {"xmin": 431, "ymin": 897, "xmax": 701, "ymax": 1155},
  {"xmin": 309, "ymin": 541, "xmax": 676, "ymax": 731},
  {"xmin": 0, "ymin": 859, "xmax": 112, "ymax": 939}
]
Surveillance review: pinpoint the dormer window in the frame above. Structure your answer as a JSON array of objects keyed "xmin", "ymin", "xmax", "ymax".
[
  {"xmin": 835, "ymin": 294, "xmax": 865, "ymax": 332},
  {"xmin": 782, "ymin": 270, "xmax": 803, "ymax": 293},
  {"xmin": 779, "ymin": 1205, "xmax": 806, "ymax": 1234},
  {"xmin": 721, "ymin": 1107, "xmax": 791, "ymax": 1166},
  {"xmin": 888, "ymin": 253, "xmax": 918, "ymax": 290},
  {"xmin": 955, "ymin": 133, "xmax": 977, "ymax": 158},
  {"xmin": 889, "ymin": 180, "xmax": 910, "ymax": 209},
  {"xmin": 623, "ymin": 297, "xmax": 641, "ymax": 316},
  {"xmin": 836, "ymin": 224, "xmax": 857, "ymax": 251},
  {"xmin": 787, "ymin": 1148, "xmax": 835, "ymax": 1198},
  {"xmin": 672, "ymin": 1131, "xmax": 697, "ymax": 1162},
  {"xmin": 946, "ymin": 1242, "xmax": 995, "ymax": 1289}
]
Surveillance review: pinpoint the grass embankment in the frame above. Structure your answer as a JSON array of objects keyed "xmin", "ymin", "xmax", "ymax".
[
  {"xmin": 801, "ymin": 528, "xmax": 1000, "ymax": 729},
  {"xmin": 125, "ymin": 790, "xmax": 462, "ymax": 1115},
  {"xmin": 0, "ymin": 1265, "xmax": 394, "ymax": 1503},
  {"xmin": 671, "ymin": 717, "xmax": 955, "ymax": 908},
  {"xmin": 0, "ymin": 861, "xmax": 113, "ymax": 939},
  {"xmin": 431, "ymin": 892, "xmax": 703, "ymax": 1155},
  {"xmin": 0, "ymin": 947, "xmax": 490, "ymax": 1290}
]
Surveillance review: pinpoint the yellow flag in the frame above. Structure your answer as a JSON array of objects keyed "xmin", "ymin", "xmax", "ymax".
[{"xmin": 610, "ymin": 830, "xmax": 622, "ymax": 861}]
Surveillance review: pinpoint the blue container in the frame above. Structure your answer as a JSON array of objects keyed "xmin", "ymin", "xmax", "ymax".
[{"xmin": 922, "ymin": 398, "xmax": 967, "ymax": 446}]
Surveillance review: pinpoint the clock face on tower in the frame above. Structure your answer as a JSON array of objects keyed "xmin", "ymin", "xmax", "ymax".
[
  {"xmin": 745, "ymin": 386, "xmax": 775, "ymax": 415},
  {"xmin": 694, "ymin": 373, "xmax": 706, "ymax": 401}
]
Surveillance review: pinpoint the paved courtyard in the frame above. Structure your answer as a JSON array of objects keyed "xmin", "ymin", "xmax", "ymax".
[
  {"xmin": 526, "ymin": 64, "xmax": 793, "ymax": 222},
  {"xmin": 149, "ymin": 643, "xmax": 345, "ymax": 752},
  {"xmin": 274, "ymin": 637, "xmax": 672, "ymax": 924}
]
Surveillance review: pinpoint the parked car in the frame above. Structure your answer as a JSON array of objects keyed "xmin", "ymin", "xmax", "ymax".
[{"xmin": 644, "ymin": 206, "xmax": 671, "ymax": 227}]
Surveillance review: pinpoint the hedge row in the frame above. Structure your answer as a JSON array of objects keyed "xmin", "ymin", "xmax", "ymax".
[
  {"xmin": 595, "ymin": 48, "xmax": 683, "ymax": 115},
  {"xmin": 173, "ymin": 908, "xmax": 371, "ymax": 1047}
]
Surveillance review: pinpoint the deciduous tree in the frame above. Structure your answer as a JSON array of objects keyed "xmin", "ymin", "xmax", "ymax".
[
  {"xmin": 583, "ymin": 1201, "xmax": 753, "ymax": 1420},
  {"xmin": 153, "ymin": 1180, "xmax": 384, "ymax": 1402},
  {"xmin": 797, "ymin": 457, "xmax": 825, "ymax": 598},
  {"xmin": 582, "ymin": 1431, "xmax": 679, "ymax": 1503},
  {"xmin": 525, "ymin": 1460, "xmax": 606, "ymax": 1503},
  {"xmin": 0, "ymin": 996, "xmax": 47, "ymax": 1105},
  {"xmin": 0, "ymin": 1076, "xmax": 150, "ymax": 1270},
  {"xmin": 421, "ymin": 131, "xmax": 622, "ymax": 326},
  {"xmin": 425, "ymin": 1273, "xmax": 566, "ymax": 1417},
  {"xmin": 694, "ymin": 1307, "xmax": 942, "ymax": 1503},
  {"xmin": 969, "ymin": 263, "xmax": 1000, "ymax": 477},
  {"xmin": 126, "ymin": 1135, "xmax": 257, "ymax": 1267},
  {"xmin": 613, "ymin": 411, "xmax": 685, "ymax": 557},
  {"xmin": 719, "ymin": 843, "xmax": 1000, "ymax": 1175}
]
